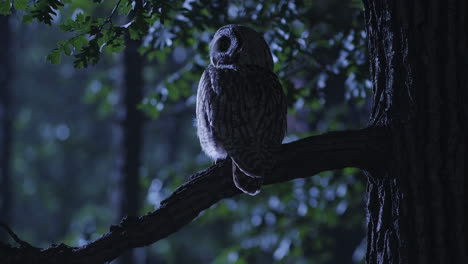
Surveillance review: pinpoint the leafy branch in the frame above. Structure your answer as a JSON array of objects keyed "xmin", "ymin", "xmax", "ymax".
[
  {"xmin": 46, "ymin": 0, "xmax": 127, "ymax": 67},
  {"xmin": 41, "ymin": 0, "xmax": 182, "ymax": 68}
]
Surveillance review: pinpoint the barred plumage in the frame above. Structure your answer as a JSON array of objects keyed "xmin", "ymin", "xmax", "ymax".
[{"xmin": 196, "ymin": 25, "xmax": 287, "ymax": 195}]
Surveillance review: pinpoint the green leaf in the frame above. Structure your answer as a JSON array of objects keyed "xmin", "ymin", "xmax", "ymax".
[
  {"xmin": 0, "ymin": 0, "xmax": 11, "ymax": 14},
  {"xmin": 22, "ymin": 14, "xmax": 33, "ymax": 24},
  {"xmin": 63, "ymin": 45, "xmax": 72, "ymax": 55},
  {"xmin": 30, "ymin": 0, "xmax": 64, "ymax": 25},
  {"xmin": 73, "ymin": 38, "xmax": 101, "ymax": 68},
  {"xmin": 138, "ymin": 101, "xmax": 161, "ymax": 119},
  {"xmin": 13, "ymin": 0, "xmax": 28, "ymax": 10},
  {"xmin": 117, "ymin": 1, "xmax": 132, "ymax": 16},
  {"xmin": 105, "ymin": 40, "xmax": 125, "ymax": 53},
  {"xmin": 70, "ymin": 35, "xmax": 88, "ymax": 50},
  {"xmin": 128, "ymin": 27, "xmax": 140, "ymax": 40},
  {"xmin": 47, "ymin": 48, "xmax": 61, "ymax": 64},
  {"xmin": 58, "ymin": 41, "xmax": 72, "ymax": 55},
  {"xmin": 101, "ymin": 26, "xmax": 125, "ymax": 53},
  {"xmin": 59, "ymin": 18, "xmax": 76, "ymax": 31},
  {"xmin": 128, "ymin": 13, "xmax": 149, "ymax": 40}
]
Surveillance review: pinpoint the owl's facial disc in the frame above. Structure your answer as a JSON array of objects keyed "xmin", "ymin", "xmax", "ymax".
[
  {"xmin": 210, "ymin": 29, "xmax": 239, "ymax": 67},
  {"xmin": 214, "ymin": 36, "xmax": 231, "ymax": 53}
]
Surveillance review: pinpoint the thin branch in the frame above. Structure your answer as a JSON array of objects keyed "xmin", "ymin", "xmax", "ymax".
[
  {"xmin": 66, "ymin": 0, "xmax": 124, "ymax": 51},
  {"xmin": 0, "ymin": 127, "xmax": 390, "ymax": 264},
  {"xmin": 106, "ymin": 0, "xmax": 123, "ymax": 25},
  {"xmin": 0, "ymin": 222, "xmax": 35, "ymax": 249}
]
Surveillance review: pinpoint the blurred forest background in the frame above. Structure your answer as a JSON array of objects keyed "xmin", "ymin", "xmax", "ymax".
[{"xmin": 0, "ymin": 0, "xmax": 372, "ymax": 263}]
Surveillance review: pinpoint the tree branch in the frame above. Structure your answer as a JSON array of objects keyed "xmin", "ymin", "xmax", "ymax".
[{"xmin": 0, "ymin": 127, "xmax": 390, "ymax": 264}]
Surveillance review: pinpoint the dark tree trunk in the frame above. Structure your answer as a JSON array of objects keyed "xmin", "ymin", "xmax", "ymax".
[
  {"xmin": 119, "ymin": 29, "xmax": 144, "ymax": 226},
  {"xmin": 115, "ymin": 27, "xmax": 145, "ymax": 264},
  {"xmin": 363, "ymin": 0, "xmax": 468, "ymax": 263},
  {"xmin": 0, "ymin": 15, "xmax": 13, "ymax": 238}
]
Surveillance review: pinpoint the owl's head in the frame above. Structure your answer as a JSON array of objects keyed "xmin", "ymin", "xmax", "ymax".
[{"xmin": 209, "ymin": 24, "xmax": 274, "ymax": 71}]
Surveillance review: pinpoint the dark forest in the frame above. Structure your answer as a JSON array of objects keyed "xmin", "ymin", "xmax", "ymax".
[{"xmin": 0, "ymin": 0, "xmax": 466, "ymax": 263}]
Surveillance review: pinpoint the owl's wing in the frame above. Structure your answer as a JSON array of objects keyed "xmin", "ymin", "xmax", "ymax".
[
  {"xmin": 196, "ymin": 67, "xmax": 227, "ymax": 160},
  {"xmin": 197, "ymin": 65, "xmax": 238, "ymax": 134},
  {"xmin": 210, "ymin": 65, "xmax": 287, "ymax": 178}
]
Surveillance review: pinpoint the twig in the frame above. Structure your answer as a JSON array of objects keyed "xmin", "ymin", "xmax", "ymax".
[
  {"xmin": 103, "ymin": 0, "xmax": 123, "ymax": 26},
  {"xmin": 0, "ymin": 221, "xmax": 35, "ymax": 249}
]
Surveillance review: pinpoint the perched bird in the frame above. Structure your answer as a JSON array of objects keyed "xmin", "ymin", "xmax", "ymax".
[{"xmin": 196, "ymin": 24, "xmax": 287, "ymax": 195}]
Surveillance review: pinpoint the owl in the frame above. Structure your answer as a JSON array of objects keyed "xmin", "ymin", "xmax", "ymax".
[{"xmin": 196, "ymin": 24, "xmax": 287, "ymax": 195}]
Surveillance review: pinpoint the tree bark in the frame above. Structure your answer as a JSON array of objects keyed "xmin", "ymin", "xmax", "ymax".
[
  {"xmin": 0, "ymin": 14, "xmax": 13, "ymax": 239},
  {"xmin": 363, "ymin": 0, "xmax": 468, "ymax": 263}
]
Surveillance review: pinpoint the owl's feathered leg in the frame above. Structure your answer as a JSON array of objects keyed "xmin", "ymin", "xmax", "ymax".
[{"xmin": 232, "ymin": 161, "xmax": 263, "ymax": 196}]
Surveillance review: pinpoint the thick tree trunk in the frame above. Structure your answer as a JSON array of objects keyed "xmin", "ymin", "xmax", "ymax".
[
  {"xmin": 363, "ymin": 0, "xmax": 468, "ymax": 263},
  {"xmin": 0, "ymin": 15, "xmax": 13, "ymax": 237}
]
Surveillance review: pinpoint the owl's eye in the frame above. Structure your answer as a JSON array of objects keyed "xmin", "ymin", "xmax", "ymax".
[{"xmin": 215, "ymin": 36, "xmax": 231, "ymax": 52}]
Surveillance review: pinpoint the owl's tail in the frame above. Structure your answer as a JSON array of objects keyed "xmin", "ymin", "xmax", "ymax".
[{"xmin": 232, "ymin": 161, "xmax": 263, "ymax": 196}]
